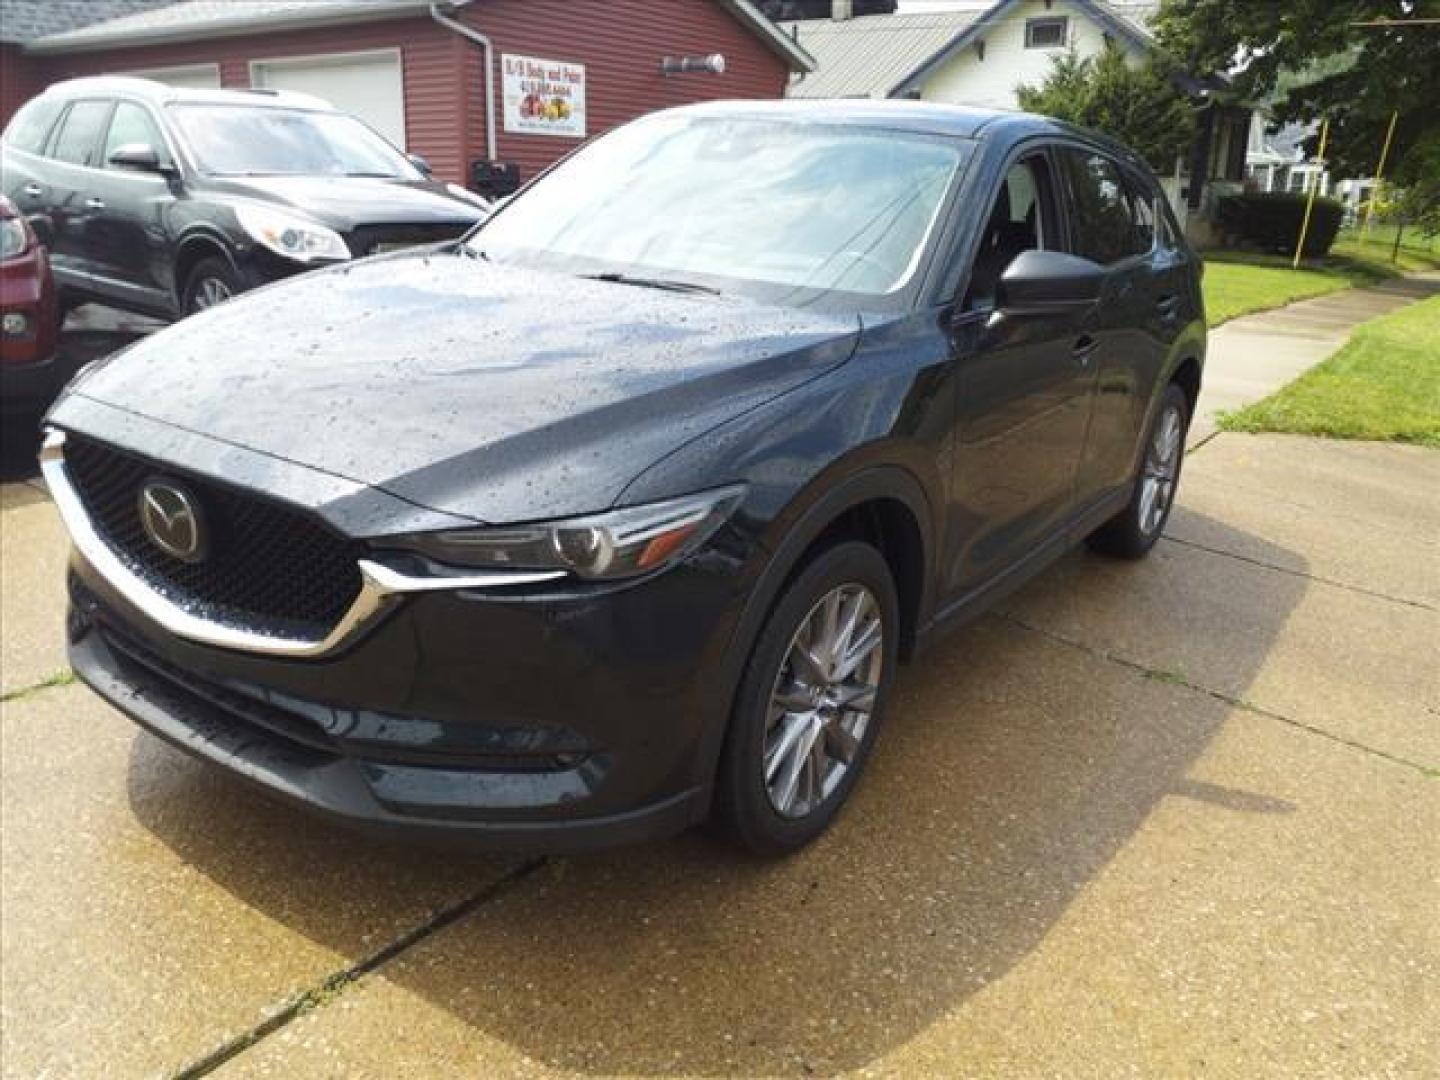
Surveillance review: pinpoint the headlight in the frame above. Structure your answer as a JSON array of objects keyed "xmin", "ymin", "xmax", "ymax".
[
  {"xmin": 0, "ymin": 218, "xmax": 29, "ymax": 259},
  {"xmin": 396, "ymin": 486, "xmax": 745, "ymax": 581},
  {"xmin": 234, "ymin": 204, "xmax": 349, "ymax": 263}
]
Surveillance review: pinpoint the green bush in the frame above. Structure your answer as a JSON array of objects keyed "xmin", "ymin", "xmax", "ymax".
[{"xmin": 1216, "ymin": 192, "xmax": 1345, "ymax": 257}]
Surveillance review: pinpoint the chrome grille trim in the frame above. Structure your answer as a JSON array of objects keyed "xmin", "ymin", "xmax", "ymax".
[{"xmin": 41, "ymin": 429, "xmax": 565, "ymax": 659}]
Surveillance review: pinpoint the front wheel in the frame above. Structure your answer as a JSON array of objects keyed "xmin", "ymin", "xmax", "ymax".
[
  {"xmin": 712, "ymin": 541, "xmax": 899, "ymax": 855},
  {"xmin": 182, "ymin": 257, "xmax": 243, "ymax": 316},
  {"xmin": 1087, "ymin": 382, "xmax": 1189, "ymax": 559}
]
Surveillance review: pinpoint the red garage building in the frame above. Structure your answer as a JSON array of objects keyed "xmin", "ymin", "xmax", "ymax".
[{"xmin": 0, "ymin": 0, "xmax": 813, "ymax": 190}]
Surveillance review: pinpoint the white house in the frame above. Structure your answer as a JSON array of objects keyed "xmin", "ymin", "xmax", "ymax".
[
  {"xmin": 784, "ymin": 0, "xmax": 1156, "ymax": 108},
  {"xmin": 783, "ymin": 0, "xmax": 1250, "ymax": 239}
]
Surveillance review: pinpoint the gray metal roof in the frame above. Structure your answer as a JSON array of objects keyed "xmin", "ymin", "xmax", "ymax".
[
  {"xmin": 22, "ymin": 0, "xmax": 814, "ymax": 72},
  {"xmin": 0, "ymin": 0, "xmax": 173, "ymax": 45},
  {"xmin": 24, "ymin": 0, "xmax": 434, "ymax": 52},
  {"xmin": 783, "ymin": 10, "xmax": 982, "ymax": 99}
]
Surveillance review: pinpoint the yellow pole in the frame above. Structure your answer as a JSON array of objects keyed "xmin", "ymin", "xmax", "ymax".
[
  {"xmin": 1294, "ymin": 117, "xmax": 1329, "ymax": 269},
  {"xmin": 1362, "ymin": 110, "xmax": 1399, "ymax": 244}
]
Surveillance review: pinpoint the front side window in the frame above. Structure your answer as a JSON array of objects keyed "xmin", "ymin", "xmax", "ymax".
[
  {"xmin": 1058, "ymin": 148, "xmax": 1147, "ymax": 265},
  {"xmin": 966, "ymin": 155, "xmax": 1054, "ymax": 308},
  {"xmin": 2, "ymin": 96, "xmax": 63, "ymax": 154},
  {"xmin": 1025, "ymin": 17, "xmax": 1068, "ymax": 48},
  {"xmin": 103, "ymin": 102, "xmax": 170, "ymax": 168},
  {"xmin": 167, "ymin": 105, "xmax": 419, "ymax": 178},
  {"xmin": 49, "ymin": 100, "xmax": 113, "ymax": 167},
  {"xmin": 467, "ymin": 115, "xmax": 969, "ymax": 306}
]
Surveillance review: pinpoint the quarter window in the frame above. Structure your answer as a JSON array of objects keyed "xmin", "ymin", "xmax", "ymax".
[
  {"xmin": 1025, "ymin": 17, "xmax": 1068, "ymax": 48},
  {"xmin": 1058, "ymin": 149, "xmax": 1148, "ymax": 265},
  {"xmin": 2, "ymin": 96, "xmax": 63, "ymax": 154},
  {"xmin": 48, "ymin": 100, "xmax": 113, "ymax": 167},
  {"xmin": 103, "ymin": 102, "xmax": 169, "ymax": 168}
]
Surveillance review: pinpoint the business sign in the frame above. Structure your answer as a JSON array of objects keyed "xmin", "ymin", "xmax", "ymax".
[{"xmin": 502, "ymin": 54, "xmax": 586, "ymax": 138}]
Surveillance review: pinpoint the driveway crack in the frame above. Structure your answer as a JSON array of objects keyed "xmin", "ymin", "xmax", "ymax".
[
  {"xmin": 995, "ymin": 612, "xmax": 1437, "ymax": 778},
  {"xmin": 1160, "ymin": 534, "xmax": 1436, "ymax": 612},
  {"xmin": 171, "ymin": 857, "xmax": 546, "ymax": 1079}
]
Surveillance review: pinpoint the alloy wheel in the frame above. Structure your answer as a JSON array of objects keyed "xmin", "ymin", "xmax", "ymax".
[
  {"xmin": 1139, "ymin": 403, "xmax": 1183, "ymax": 536},
  {"xmin": 762, "ymin": 582, "xmax": 884, "ymax": 819},
  {"xmin": 192, "ymin": 277, "xmax": 232, "ymax": 311}
]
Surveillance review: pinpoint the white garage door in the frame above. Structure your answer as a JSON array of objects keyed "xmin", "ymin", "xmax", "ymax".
[
  {"xmin": 250, "ymin": 50, "xmax": 406, "ymax": 149},
  {"xmin": 121, "ymin": 63, "xmax": 221, "ymax": 89}
]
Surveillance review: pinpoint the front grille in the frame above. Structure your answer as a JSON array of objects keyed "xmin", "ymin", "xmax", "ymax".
[
  {"xmin": 349, "ymin": 221, "xmax": 472, "ymax": 257},
  {"xmin": 64, "ymin": 436, "xmax": 363, "ymax": 639}
]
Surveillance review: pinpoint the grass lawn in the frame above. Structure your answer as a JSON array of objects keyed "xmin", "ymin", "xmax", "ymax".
[{"xmin": 1219, "ymin": 294, "xmax": 1440, "ymax": 447}]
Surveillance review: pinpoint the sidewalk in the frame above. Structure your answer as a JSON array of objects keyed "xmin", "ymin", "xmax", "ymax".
[{"xmin": 1191, "ymin": 271, "xmax": 1440, "ymax": 445}]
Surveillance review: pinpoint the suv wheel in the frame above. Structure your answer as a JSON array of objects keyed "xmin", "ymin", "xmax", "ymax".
[
  {"xmin": 1088, "ymin": 382, "xmax": 1189, "ymax": 559},
  {"xmin": 713, "ymin": 540, "xmax": 898, "ymax": 855},
  {"xmin": 183, "ymin": 257, "xmax": 242, "ymax": 315}
]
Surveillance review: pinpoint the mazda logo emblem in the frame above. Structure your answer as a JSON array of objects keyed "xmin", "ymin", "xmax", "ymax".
[{"xmin": 137, "ymin": 480, "xmax": 206, "ymax": 563}]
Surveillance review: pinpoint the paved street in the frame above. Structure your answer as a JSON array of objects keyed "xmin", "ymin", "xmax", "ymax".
[{"xmin": 2, "ymin": 296, "xmax": 1437, "ymax": 1076}]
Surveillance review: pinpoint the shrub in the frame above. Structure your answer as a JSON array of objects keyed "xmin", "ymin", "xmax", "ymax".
[{"xmin": 1216, "ymin": 192, "xmax": 1345, "ymax": 257}]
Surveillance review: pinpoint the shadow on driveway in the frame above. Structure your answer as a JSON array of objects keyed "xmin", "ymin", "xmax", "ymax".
[{"xmin": 123, "ymin": 511, "xmax": 1305, "ymax": 1075}]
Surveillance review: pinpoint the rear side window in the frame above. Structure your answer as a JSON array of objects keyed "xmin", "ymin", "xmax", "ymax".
[
  {"xmin": 3, "ymin": 96, "xmax": 64, "ymax": 153},
  {"xmin": 103, "ymin": 102, "xmax": 169, "ymax": 167},
  {"xmin": 49, "ymin": 100, "xmax": 113, "ymax": 167},
  {"xmin": 1058, "ymin": 148, "xmax": 1148, "ymax": 265}
]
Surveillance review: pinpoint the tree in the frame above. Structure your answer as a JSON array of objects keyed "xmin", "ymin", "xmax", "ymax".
[
  {"xmin": 1016, "ymin": 44, "xmax": 1197, "ymax": 173},
  {"xmin": 1154, "ymin": 0, "xmax": 1440, "ymax": 234}
]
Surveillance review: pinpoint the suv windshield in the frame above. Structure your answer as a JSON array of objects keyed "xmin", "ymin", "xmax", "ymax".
[
  {"xmin": 168, "ymin": 104, "xmax": 419, "ymax": 178},
  {"xmin": 467, "ymin": 115, "xmax": 968, "ymax": 305}
]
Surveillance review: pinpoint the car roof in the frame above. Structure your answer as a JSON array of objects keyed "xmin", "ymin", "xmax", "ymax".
[
  {"xmin": 36, "ymin": 75, "xmax": 333, "ymax": 112},
  {"xmin": 656, "ymin": 98, "xmax": 1151, "ymax": 171}
]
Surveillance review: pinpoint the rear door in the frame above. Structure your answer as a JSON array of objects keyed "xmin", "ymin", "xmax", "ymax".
[
  {"xmin": 1053, "ymin": 146, "xmax": 1165, "ymax": 510},
  {"xmin": 38, "ymin": 98, "xmax": 115, "ymax": 288},
  {"xmin": 947, "ymin": 146, "xmax": 1098, "ymax": 591}
]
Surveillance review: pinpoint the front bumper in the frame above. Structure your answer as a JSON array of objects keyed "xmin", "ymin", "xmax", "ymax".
[
  {"xmin": 0, "ymin": 353, "xmax": 65, "ymax": 411},
  {"xmin": 64, "ymin": 516, "xmax": 752, "ymax": 850}
]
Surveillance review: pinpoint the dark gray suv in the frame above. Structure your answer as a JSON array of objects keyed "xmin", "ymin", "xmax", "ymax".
[
  {"xmin": 1, "ymin": 77, "xmax": 489, "ymax": 319},
  {"xmin": 44, "ymin": 101, "xmax": 1205, "ymax": 855}
]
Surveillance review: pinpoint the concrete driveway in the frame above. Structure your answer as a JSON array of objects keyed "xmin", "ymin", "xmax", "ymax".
[{"xmin": 2, "ymin": 300, "xmax": 1437, "ymax": 1076}]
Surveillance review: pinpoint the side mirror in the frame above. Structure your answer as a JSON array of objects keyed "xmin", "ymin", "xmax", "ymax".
[
  {"xmin": 107, "ymin": 143, "xmax": 171, "ymax": 174},
  {"xmin": 995, "ymin": 250, "xmax": 1104, "ymax": 315},
  {"xmin": 407, "ymin": 153, "xmax": 433, "ymax": 178}
]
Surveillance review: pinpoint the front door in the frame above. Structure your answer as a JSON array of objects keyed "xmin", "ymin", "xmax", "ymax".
[
  {"xmin": 86, "ymin": 100, "xmax": 177, "ymax": 313},
  {"xmin": 947, "ymin": 151, "xmax": 1097, "ymax": 592}
]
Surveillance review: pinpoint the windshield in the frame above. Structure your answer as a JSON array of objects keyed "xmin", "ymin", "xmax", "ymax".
[
  {"xmin": 168, "ymin": 104, "xmax": 420, "ymax": 179},
  {"xmin": 467, "ymin": 115, "xmax": 968, "ymax": 305}
]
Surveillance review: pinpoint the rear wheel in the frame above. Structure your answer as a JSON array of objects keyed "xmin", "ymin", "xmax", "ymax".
[
  {"xmin": 1087, "ymin": 382, "xmax": 1189, "ymax": 559},
  {"xmin": 182, "ymin": 257, "xmax": 242, "ymax": 316},
  {"xmin": 712, "ymin": 541, "xmax": 899, "ymax": 855}
]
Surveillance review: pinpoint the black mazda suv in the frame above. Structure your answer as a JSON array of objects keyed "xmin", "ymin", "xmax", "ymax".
[
  {"xmin": 44, "ymin": 101, "xmax": 1205, "ymax": 855},
  {"xmin": 1, "ymin": 76, "xmax": 489, "ymax": 320}
]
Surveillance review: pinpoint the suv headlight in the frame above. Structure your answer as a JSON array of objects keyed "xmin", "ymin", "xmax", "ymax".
[
  {"xmin": 234, "ymin": 204, "xmax": 350, "ymax": 263},
  {"xmin": 394, "ymin": 486, "xmax": 746, "ymax": 581}
]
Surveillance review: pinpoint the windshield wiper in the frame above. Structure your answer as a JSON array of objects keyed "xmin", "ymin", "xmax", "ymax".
[{"xmin": 582, "ymin": 271, "xmax": 721, "ymax": 296}]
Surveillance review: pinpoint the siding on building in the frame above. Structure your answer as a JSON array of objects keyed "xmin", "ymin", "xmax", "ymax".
[
  {"xmin": 917, "ymin": 0, "xmax": 1142, "ymax": 110},
  {"xmin": 1, "ymin": 0, "xmax": 792, "ymax": 187}
]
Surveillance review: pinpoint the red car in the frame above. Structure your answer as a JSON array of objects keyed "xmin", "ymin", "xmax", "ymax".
[{"xmin": 1, "ymin": 194, "xmax": 60, "ymax": 414}]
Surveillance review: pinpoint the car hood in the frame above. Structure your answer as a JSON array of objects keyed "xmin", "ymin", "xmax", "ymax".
[
  {"xmin": 57, "ymin": 253, "xmax": 860, "ymax": 524},
  {"xmin": 218, "ymin": 175, "xmax": 486, "ymax": 228}
]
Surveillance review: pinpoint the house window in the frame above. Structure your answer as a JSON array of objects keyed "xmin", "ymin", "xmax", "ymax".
[{"xmin": 1025, "ymin": 16, "xmax": 1068, "ymax": 48}]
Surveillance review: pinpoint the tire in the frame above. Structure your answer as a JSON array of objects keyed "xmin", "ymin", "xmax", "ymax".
[
  {"xmin": 1087, "ymin": 382, "xmax": 1189, "ymax": 559},
  {"xmin": 182, "ymin": 256, "xmax": 243, "ymax": 316},
  {"xmin": 712, "ymin": 540, "xmax": 900, "ymax": 856}
]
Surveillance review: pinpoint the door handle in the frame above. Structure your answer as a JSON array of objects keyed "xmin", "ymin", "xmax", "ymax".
[
  {"xmin": 1072, "ymin": 334, "xmax": 1100, "ymax": 365},
  {"xmin": 84, "ymin": 197, "xmax": 106, "ymax": 210},
  {"xmin": 1156, "ymin": 294, "xmax": 1181, "ymax": 320},
  {"xmin": 22, "ymin": 183, "xmax": 42, "ymax": 197}
]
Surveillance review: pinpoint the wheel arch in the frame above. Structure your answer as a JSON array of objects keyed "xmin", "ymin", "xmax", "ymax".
[{"xmin": 171, "ymin": 231, "xmax": 237, "ymax": 309}]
